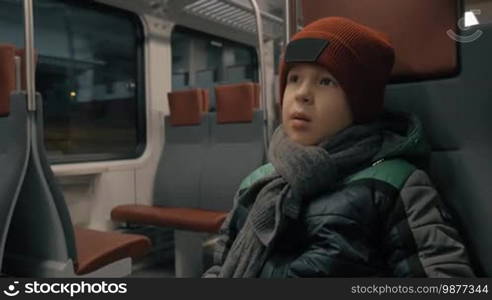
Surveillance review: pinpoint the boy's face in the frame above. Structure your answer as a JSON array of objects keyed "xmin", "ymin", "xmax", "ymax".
[{"xmin": 282, "ymin": 63, "xmax": 353, "ymax": 146}]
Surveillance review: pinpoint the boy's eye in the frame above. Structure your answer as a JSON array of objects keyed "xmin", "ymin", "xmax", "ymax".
[
  {"xmin": 288, "ymin": 74, "xmax": 299, "ymax": 83},
  {"xmin": 319, "ymin": 77, "xmax": 335, "ymax": 86}
]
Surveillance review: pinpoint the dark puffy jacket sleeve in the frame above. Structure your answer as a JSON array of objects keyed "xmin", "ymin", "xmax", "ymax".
[{"xmin": 383, "ymin": 169, "xmax": 475, "ymax": 277}]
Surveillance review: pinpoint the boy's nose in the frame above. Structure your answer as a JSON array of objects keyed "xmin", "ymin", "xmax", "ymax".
[{"xmin": 295, "ymin": 82, "xmax": 314, "ymax": 104}]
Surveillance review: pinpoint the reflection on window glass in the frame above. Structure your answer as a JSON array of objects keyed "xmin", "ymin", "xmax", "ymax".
[
  {"xmin": 0, "ymin": 0, "xmax": 23, "ymax": 46},
  {"xmin": 171, "ymin": 26, "xmax": 258, "ymax": 107},
  {"xmin": 0, "ymin": 0, "xmax": 145, "ymax": 163}
]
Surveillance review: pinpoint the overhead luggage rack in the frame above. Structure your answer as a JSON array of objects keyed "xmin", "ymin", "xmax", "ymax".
[{"xmin": 169, "ymin": 0, "xmax": 283, "ymax": 40}]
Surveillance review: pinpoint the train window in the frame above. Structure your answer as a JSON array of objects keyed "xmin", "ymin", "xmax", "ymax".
[
  {"xmin": 0, "ymin": 1, "xmax": 24, "ymax": 48},
  {"xmin": 0, "ymin": 0, "xmax": 145, "ymax": 163},
  {"xmin": 38, "ymin": 0, "xmax": 145, "ymax": 163},
  {"xmin": 171, "ymin": 26, "xmax": 258, "ymax": 91}
]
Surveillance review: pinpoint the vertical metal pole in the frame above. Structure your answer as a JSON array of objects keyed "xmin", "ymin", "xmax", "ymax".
[
  {"xmin": 248, "ymin": 0, "xmax": 269, "ymax": 149},
  {"xmin": 23, "ymin": 0, "xmax": 36, "ymax": 111},
  {"xmin": 285, "ymin": 0, "xmax": 291, "ymax": 43},
  {"xmin": 285, "ymin": 0, "xmax": 298, "ymax": 42}
]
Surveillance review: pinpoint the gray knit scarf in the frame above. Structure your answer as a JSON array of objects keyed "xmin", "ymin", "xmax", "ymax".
[{"xmin": 216, "ymin": 122, "xmax": 384, "ymax": 277}]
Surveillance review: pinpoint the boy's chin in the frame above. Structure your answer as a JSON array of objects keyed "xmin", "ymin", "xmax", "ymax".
[{"xmin": 286, "ymin": 132, "xmax": 319, "ymax": 146}]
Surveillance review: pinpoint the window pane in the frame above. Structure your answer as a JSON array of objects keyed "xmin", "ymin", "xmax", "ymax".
[
  {"xmin": 33, "ymin": 0, "xmax": 145, "ymax": 163},
  {"xmin": 0, "ymin": 0, "xmax": 24, "ymax": 47},
  {"xmin": 171, "ymin": 26, "xmax": 258, "ymax": 91}
]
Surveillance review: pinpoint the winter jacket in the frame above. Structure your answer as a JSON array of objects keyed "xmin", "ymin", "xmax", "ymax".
[{"xmin": 204, "ymin": 113, "xmax": 475, "ymax": 277}]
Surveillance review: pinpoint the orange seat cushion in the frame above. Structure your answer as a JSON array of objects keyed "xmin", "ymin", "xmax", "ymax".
[
  {"xmin": 0, "ymin": 44, "xmax": 15, "ymax": 117},
  {"xmin": 167, "ymin": 89, "xmax": 205, "ymax": 126},
  {"xmin": 215, "ymin": 83, "xmax": 255, "ymax": 123},
  {"xmin": 111, "ymin": 204, "xmax": 228, "ymax": 233},
  {"xmin": 74, "ymin": 227, "xmax": 151, "ymax": 275}
]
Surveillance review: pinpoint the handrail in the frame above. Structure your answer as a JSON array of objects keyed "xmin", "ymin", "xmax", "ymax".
[
  {"xmin": 248, "ymin": 0, "xmax": 269, "ymax": 150},
  {"xmin": 225, "ymin": 0, "xmax": 283, "ymax": 25},
  {"xmin": 23, "ymin": 0, "xmax": 36, "ymax": 112}
]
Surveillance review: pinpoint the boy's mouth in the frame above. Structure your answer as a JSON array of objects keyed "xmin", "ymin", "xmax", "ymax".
[
  {"xmin": 291, "ymin": 111, "xmax": 311, "ymax": 121},
  {"xmin": 290, "ymin": 112, "xmax": 311, "ymax": 129}
]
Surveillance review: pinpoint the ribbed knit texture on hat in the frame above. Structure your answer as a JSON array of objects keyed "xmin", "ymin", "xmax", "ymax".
[{"xmin": 279, "ymin": 17, "xmax": 395, "ymax": 123}]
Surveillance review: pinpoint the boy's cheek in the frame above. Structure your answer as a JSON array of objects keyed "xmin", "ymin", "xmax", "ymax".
[
  {"xmin": 284, "ymin": 126, "xmax": 319, "ymax": 146},
  {"xmin": 280, "ymin": 102, "xmax": 290, "ymax": 124}
]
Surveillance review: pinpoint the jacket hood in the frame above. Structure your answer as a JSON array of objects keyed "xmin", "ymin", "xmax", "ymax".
[{"xmin": 373, "ymin": 111, "xmax": 431, "ymax": 167}]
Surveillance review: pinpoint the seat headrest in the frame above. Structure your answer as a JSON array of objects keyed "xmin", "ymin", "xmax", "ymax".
[
  {"xmin": 167, "ymin": 89, "xmax": 209, "ymax": 126},
  {"xmin": 301, "ymin": 0, "xmax": 459, "ymax": 81},
  {"xmin": 0, "ymin": 44, "xmax": 16, "ymax": 117},
  {"xmin": 215, "ymin": 82, "xmax": 256, "ymax": 124}
]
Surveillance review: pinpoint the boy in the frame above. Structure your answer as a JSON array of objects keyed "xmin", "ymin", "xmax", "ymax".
[{"xmin": 203, "ymin": 17, "xmax": 475, "ymax": 277}]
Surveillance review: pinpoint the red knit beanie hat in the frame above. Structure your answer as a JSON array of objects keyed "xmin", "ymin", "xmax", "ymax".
[{"xmin": 279, "ymin": 17, "xmax": 395, "ymax": 123}]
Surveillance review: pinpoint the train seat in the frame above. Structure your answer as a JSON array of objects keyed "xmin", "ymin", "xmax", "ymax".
[
  {"xmin": 73, "ymin": 227, "xmax": 151, "ymax": 275},
  {"xmin": 4, "ymin": 93, "xmax": 152, "ymax": 277},
  {"xmin": 0, "ymin": 44, "xmax": 30, "ymax": 272},
  {"xmin": 215, "ymin": 82, "xmax": 259, "ymax": 111},
  {"xmin": 111, "ymin": 84, "xmax": 264, "ymax": 276},
  {"xmin": 201, "ymin": 82, "xmax": 264, "ymax": 212},
  {"xmin": 190, "ymin": 82, "xmax": 264, "ymax": 276},
  {"xmin": 0, "ymin": 45, "xmax": 151, "ymax": 277},
  {"xmin": 0, "ymin": 44, "xmax": 15, "ymax": 117},
  {"xmin": 111, "ymin": 205, "xmax": 226, "ymax": 233},
  {"xmin": 168, "ymin": 88, "xmax": 209, "ymax": 123},
  {"xmin": 111, "ymin": 88, "xmax": 222, "ymax": 277},
  {"xmin": 111, "ymin": 89, "xmax": 228, "ymax": 229},
  {"xmin": 301, "ymin": 0, "xmax": 491, "ymax": 276},
  {"xmin": 194, "ymin": 67, "xmax": 259, "ymax": 112}
]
